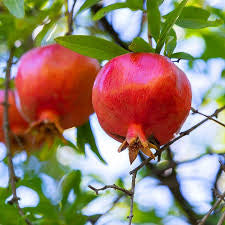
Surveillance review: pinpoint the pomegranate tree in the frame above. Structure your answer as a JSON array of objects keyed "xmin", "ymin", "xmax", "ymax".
[
  {"xmin": 15, "ymin": 44, "xmax": 100, "ymax": 138},
  {"xmin": 92, "ymin": 53, "xmax": 192, "ymax": 163}
]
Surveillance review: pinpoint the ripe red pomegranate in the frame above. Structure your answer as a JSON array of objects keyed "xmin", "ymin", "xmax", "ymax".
[
  {"xmin": 92, "ymin": 53, "xmax": 192, "ymax": 163},
  {"xmin": 15, "ymin": 44, "xmax": 100, "ymax": 137},
  {"xmin": 0, "ymin": 90, "xmax": 29, "ymax": 152}
]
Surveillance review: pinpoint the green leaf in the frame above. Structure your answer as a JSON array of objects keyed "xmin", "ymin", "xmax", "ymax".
[
  {"xmin": 164, "ymin": 36, "xmax": 175, "ymax": 56},
  {"xmin": 2, "ymin": 0, "xmax": 24, "ymax": 18},
  {"xmin": 178, "ymin": 18, "xmax": 223, "ymax": 29},
  {"xmin": 93, "ymin": 3, "xmax": 129, "ymax": 21},
  {"xmin": 35, "ymin": 21, "xmax": 55, "ymax": 47},
  {"xmin": 164, "ymin": 28, "xmax": 177, "ymax": 56},
  {"xmin": 126, "ymin": 0, "xmax": 143, "ymax": 10},
  {"xmin": 128, "ymin": 37, "xmax": 154, "ymax": 53},
  {"xmin": 175, "ymin": 6, "xmax": 223, "ymax": 29},
  {"xmin": 146, "ymin": 0, "xmax": 161, "ymax": 42},
  {"xmin": 221, "ymin": 69, "xmax": 225, "ymax": 78},
  {"xmin": 158, "ymin": 0, "xmax": 164, "ymax": 5},
  {"xmin": 202, "ymin": 32, "xmax": 225, "ymax": 60},
  {"xmin": 55, "ymin": 35, "xmax": 129, "ymax": 60},
  {"xmin": 155, "ymin": 0, "xmax": 188, "ymax": 53},
  {"xmin": 78, "ymin": 0, "xmax": 101, "ymax": 15},
  {"xmin": 170, "ymin": 52, "xmax": 194, "ymax": 60},
  {"xmin": 59, "ymin": 170, "xmax": 81, "ymax": 207},
  {"xmin": 34, "ymin": 2, "xmax": 63, "ymax": 46},
  {"xmin": 73, "ymin": 194, "xmax": 97, "ymax": 211},
  {"xmin": 132, "ymin": 203, "xmax": 163, "ymax": 224},
  {"xmin": 77, "ymin": 120, "xmax": 106, "ymax": 164}
]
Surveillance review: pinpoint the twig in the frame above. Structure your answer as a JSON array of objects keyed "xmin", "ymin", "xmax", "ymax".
[
  {"xmin": 198, "ymin": 160, "xmax": 225, "ymax": 225},
  {"xmin": 191, "ymin": 107, "xmax": 225, "ymax": 128},
  {"xmin": 91, "ymin": 4, "xmax": 129, "ymax": 50},
  {"xmin": 198, "ymin": 191, "xmax": 225, "ymax": 225},
  {"xmin": 65, "ymin": 0, "xmax": 77, "ymax": 35},
  {"xmin": 128, "ymin": 172, "xmax": 137, "ymax": 225},
  {"xmin": 88, "ymin": 184, "xmax": 132, "ymax": 196},
  {"xmin": 88, "ymin": 172, "xmax": 137, "ymax": 225},
  {"xmin": 130, "ymin": 105, "xmax": 225, "ymax": 175},
  {"xmin": 3, "ymin": 48, "xmax": 33, "ymax": 225},
  {"xmin": 219, "ymin": 159, "xmax": 225, "ymax": 172},
  {"xmin": 172, "ymin": 58, "xmax": 181, "ymax": 63}
]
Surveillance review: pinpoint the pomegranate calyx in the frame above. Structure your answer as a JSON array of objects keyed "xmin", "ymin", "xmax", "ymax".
[
  {"xmin": 25, "ymin": 119, "xmax": 66, "ymax": 150},
  {"xmin": 118, "ymin": 124, "xmax": 158, "ymax": 164}
]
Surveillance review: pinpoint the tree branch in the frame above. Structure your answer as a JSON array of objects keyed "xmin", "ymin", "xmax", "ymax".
[
  {"xmin": 88, "ymin": 184, "xmax": 132, "ymax": 196},
  {"xmin": 128, "ymin": 172, "xmax": 137, "ymax": 225},
  {"xmin": 88, "ymin": 172, "xmax": 137, "ymax": 225},
  {"xmin": 65, "ymin": 0, "xmax": 77, "ymax": 35},
  {"xmin": 91, "ymin": 4, "xmax": 129, "ymax": 50},
  {"xmin": 3, "ymin": 48, "xmax": 33, "ymax": 225},
  {"xmin": 198, "ymin": 159, "xmax": 225, "ymax": 225},
  {"xmin": 198, "ymin": 191, "xmax": 225, "ymax": 225},
  {"xmin": 191, "ymin": 107, "xmax": 225, "ymax": 128}
]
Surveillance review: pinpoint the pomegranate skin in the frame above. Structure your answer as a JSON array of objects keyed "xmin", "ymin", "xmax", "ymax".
[
  {"xmin": 15, "ymin": 44, "xmax": 100, "ymax": 129},
  {"xmin": 92, "ymin": 53, "xmax": 192, "ymax": 163}
]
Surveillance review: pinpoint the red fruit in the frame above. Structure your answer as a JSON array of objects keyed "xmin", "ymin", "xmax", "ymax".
[
  {"xmin": 92, "ymin": 53, "xmax": 192, "ymax": 163},
  {"xmin": 15, "ymin": 44, "xmax": 100, "ymax": 137},
  {"xmin": 0, "ymin": 90, "xmax": 29, "ymax": 152}
]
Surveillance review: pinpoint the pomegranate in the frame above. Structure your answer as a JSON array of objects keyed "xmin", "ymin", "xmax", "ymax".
[
  {"xmin": 15, "ymin": 44, "xmax": 100, "ymax": 137},
  {"xmin": 92, "ymin": 53, "xmax": 192, "ymax": 163},
  {"xmin": 0, "ymin": 90, "xmax": 29, "ymax": 152}
]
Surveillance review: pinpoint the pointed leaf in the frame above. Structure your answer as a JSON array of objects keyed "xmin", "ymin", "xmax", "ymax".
[
  {"xmin": 146, "ymin": 0, "xmax": 161, "ymax": 42},
  {"xmin": 177, "ymin": 18, "xmax": 223, "ymax": 29},
  {"xmin": 55, "ymin": 35, "xmax": 129, "ymax": 60},
  {"xmin": 93, "ymin": 3, "xmax": 129, "ymax": 21},
  {"xmin": 164, "ymin": 28, "xmax": 177, "ymax": 56},
  {"xmin": 2, "ymin": 0, "xmax": 24, "ymax": 18},
  {"xmin": 128, "ymin": 37, "xmax": 154, "ymax": 53},
  {"xmin": 77, "ymin": 120, "xmax": 106, "ymax": 164},
  {"xmin": 126, "ymin": 0, "xmax": 143, "ymax": 10},
  {"xmin": 175, "ymin": 6, "xmax": 223, "ymax": 29},
  {"xmin": 78, "ymin": 0, "xmax": 101, "ymax": 14},
  {"xmin": 170, "ymin": 52, "xmax": 194, "ymax": 60},
  {"xmin": 156, "ymin": 0, "xmax": 188, "ymax": 53}
]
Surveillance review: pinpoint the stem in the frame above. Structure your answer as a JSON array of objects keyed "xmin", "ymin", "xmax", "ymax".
[
  {"xmin": 128, "ymin": 172, "xmax": 137, "ymax": 225},
  {"xmin": 191, "ymin": 107, "xmax": 225, "ymax": 128},
  {"xmin": 88, "ymin": 184, "xmax": 132, "ymax": 196},
  {"xmin": 65, "ymin": 0, "xmax": 77, "ymax": 35},
  {"xmin": 3, "ymin": 48, "xmax": 33, "ymax": 225},
  {"xmin": 91, "ymin": 4, "xmax": 129, "ymax": 50},
  {"xmin": 198, "ymin": 191, "xmax": 225, "ymax": 225}
]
